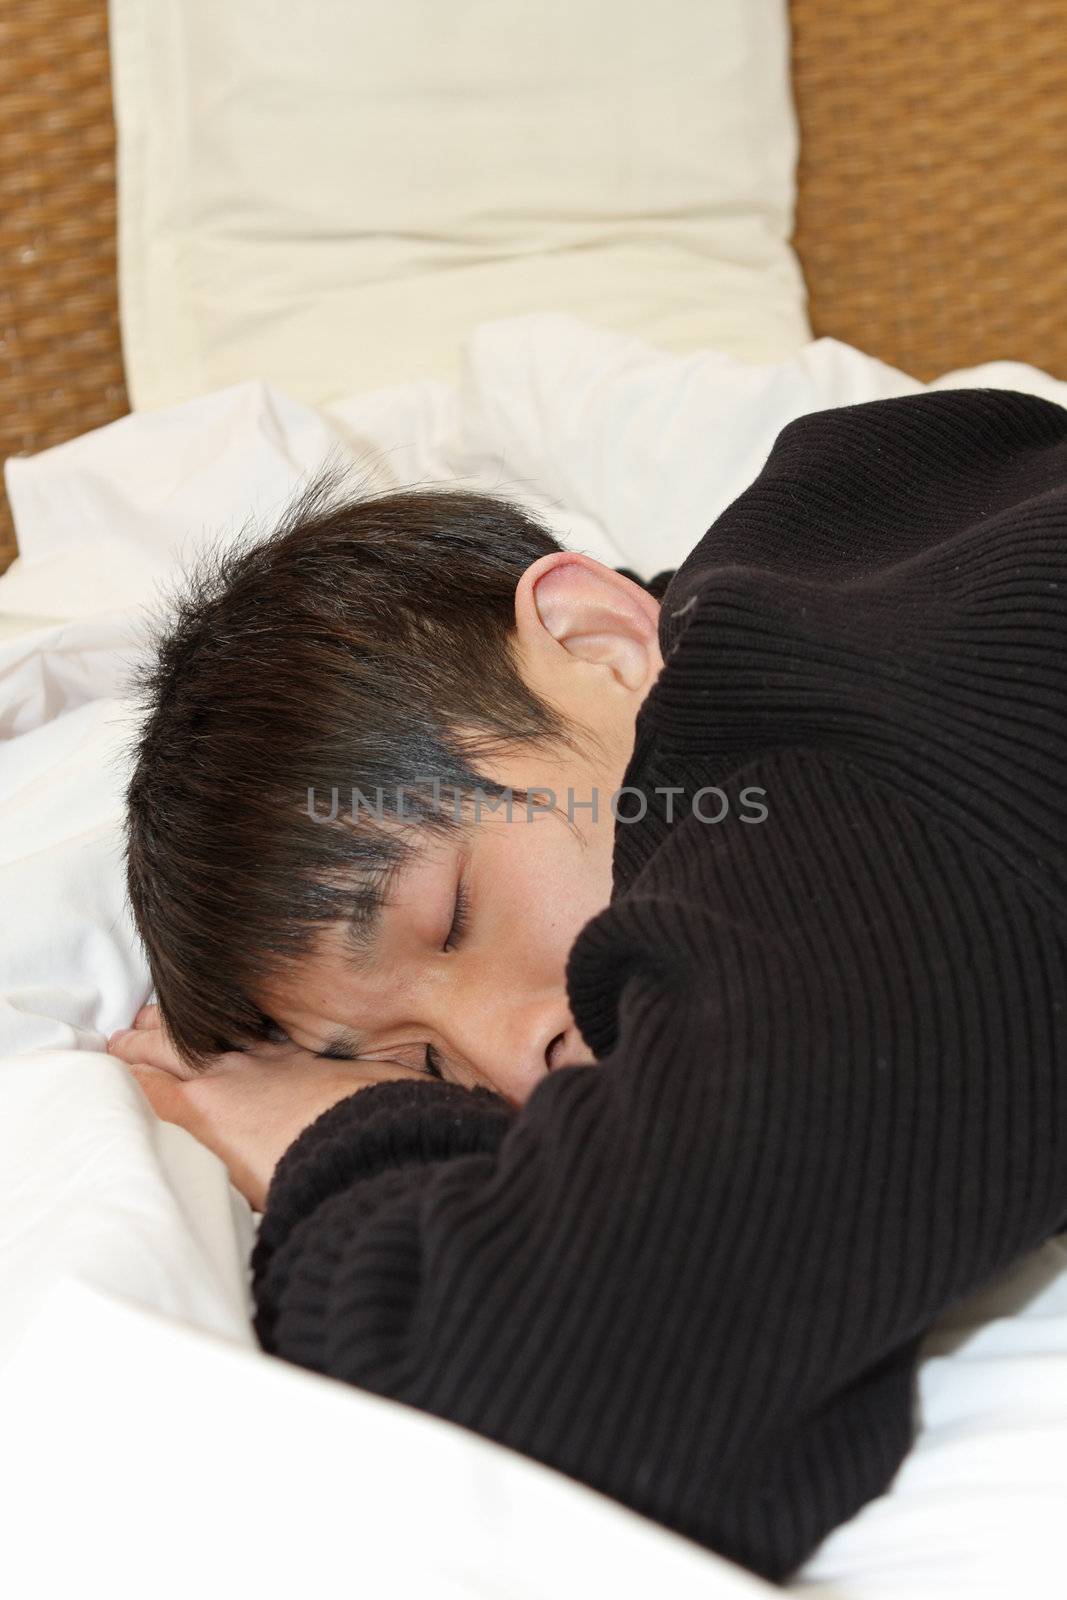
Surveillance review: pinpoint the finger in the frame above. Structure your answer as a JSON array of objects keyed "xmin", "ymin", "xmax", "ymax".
[{"xmin": 108, "ymin": 1026, "xmax": 197, "ymax": 1079}]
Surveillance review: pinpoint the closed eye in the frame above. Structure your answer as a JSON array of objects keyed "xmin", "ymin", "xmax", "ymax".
[
  {"xmin": 424, "ymin": 1044, "xmax": 446, "ymax": 1079},
  {"xmin": 424, "ymin": 876, "xmax": 472, "ymax": 1079},
  {"xmin": 444, "ymin": 876, "xmax": 471, "ymax": 952}
]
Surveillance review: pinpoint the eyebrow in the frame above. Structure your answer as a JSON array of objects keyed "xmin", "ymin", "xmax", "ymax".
[
  {"xmin": 340, "ymin": 907, "xmax": 382, "ymax": 966},
  {"xmin": 313, "ymin": 867, "xmax": 400, "ymax": 1060},
  {"xmin": 309, "ymin": 850, "xmax": 448, "ymax": 1062},
  {"xmin": 343, "ymin": 898, "xmax": 384, "ymax": 958}
]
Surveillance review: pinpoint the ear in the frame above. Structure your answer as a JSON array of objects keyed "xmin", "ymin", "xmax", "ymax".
[{"xmin": 514, "ymin": 552, "xmax": 663, "ymax": 693}]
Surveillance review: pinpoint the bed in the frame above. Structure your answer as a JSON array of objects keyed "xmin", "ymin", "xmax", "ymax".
[{"xmin": 2, "ymin": 3, "xmax": 1067, "ymax": 1596}]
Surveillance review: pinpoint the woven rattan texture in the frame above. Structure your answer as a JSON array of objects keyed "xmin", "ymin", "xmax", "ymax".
[
  {"xmin": 790, "ymin": 0, "xmax": 1067, "ymax": 384},
  {"xmin": 0, "ymin": 0, "xmax": 129, "ymax": 574},
  {"xmin": 1, "ymin": 2, "xmax": 1066, "ymax": 576}
]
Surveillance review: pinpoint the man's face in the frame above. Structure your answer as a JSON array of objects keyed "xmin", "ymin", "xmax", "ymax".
[
  {"xmin": 260, "ymin": 551, "xmax": 665, "ymax": 1108},
  {"xmin": 262, "ymin": 753, "xmax": 616, "ymax": 1107}
]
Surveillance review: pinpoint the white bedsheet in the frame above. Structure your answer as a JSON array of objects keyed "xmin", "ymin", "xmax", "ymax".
[{"xmin": 3, "ymin": 315, "xmax": 1067, "ymax": 1597}]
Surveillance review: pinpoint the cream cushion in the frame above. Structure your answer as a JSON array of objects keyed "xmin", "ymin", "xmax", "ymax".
[{"xmin": 109, "ymin": 0, "xmax": 812, "ymax": 409}]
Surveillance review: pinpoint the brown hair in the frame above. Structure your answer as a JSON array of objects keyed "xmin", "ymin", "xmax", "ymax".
[{"xmin": 123, "ymin": 460, "xmax": 593, "ymax": 1071}]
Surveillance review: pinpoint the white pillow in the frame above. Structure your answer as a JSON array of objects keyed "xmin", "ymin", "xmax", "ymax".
[{"xmin": 109, "ymin": 0, "xmax": 812, "ymax": 410}]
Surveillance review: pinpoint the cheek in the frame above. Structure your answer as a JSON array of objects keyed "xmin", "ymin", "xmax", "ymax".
[{"xmin": 488, "ymin": 814, "xmax": 610, "ymax": 967}]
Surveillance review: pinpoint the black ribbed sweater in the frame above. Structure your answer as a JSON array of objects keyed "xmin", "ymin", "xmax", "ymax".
[{"xmin": 252, "ymin": 388, "xmax": 1067, "ymax": 1584}]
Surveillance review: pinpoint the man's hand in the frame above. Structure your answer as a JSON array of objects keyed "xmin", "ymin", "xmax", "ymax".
[{"xmin": 107, "ymin": 1003, "xmax": 429, "ymax": 1211}]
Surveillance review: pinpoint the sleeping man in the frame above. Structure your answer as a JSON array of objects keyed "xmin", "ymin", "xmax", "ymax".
[{"xmin": 107, "ymin": 387, "xmax": 1067, "ymax": 1585}]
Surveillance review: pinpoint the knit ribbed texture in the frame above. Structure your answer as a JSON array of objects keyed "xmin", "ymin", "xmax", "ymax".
[{"xmin": 252, "ymin": 389, "xmax": 1067, "ymax": 1584}]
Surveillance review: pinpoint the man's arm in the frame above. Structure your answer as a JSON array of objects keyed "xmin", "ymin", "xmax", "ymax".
[{"xmin": 252, "ymin": 750, "xmax": 1067, "ymax": 1583}]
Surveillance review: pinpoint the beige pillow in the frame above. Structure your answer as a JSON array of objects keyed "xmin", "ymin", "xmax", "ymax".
[{"xmin": 110, "ymin": 0, "xmax": 811, "ymax": 410}]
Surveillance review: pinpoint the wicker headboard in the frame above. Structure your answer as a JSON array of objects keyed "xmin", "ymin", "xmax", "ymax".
[{"xmin": 2, "ymin": 0, "xmax": 1066, "ymax": 575}]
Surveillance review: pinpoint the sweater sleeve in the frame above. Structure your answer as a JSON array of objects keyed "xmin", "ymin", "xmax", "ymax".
[{"xmin": 251, "ymin": 747, "xmax": 1067, "ymax": 1584}]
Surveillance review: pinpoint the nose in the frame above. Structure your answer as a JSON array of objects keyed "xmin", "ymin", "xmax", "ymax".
[
  {"xmin": 454, "ymin": 993, "xmax": 593, "ymax": 1106},
  {"xmin": 546, "ymin": 1024, "xmax": 595, "ymax": 1073}
]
